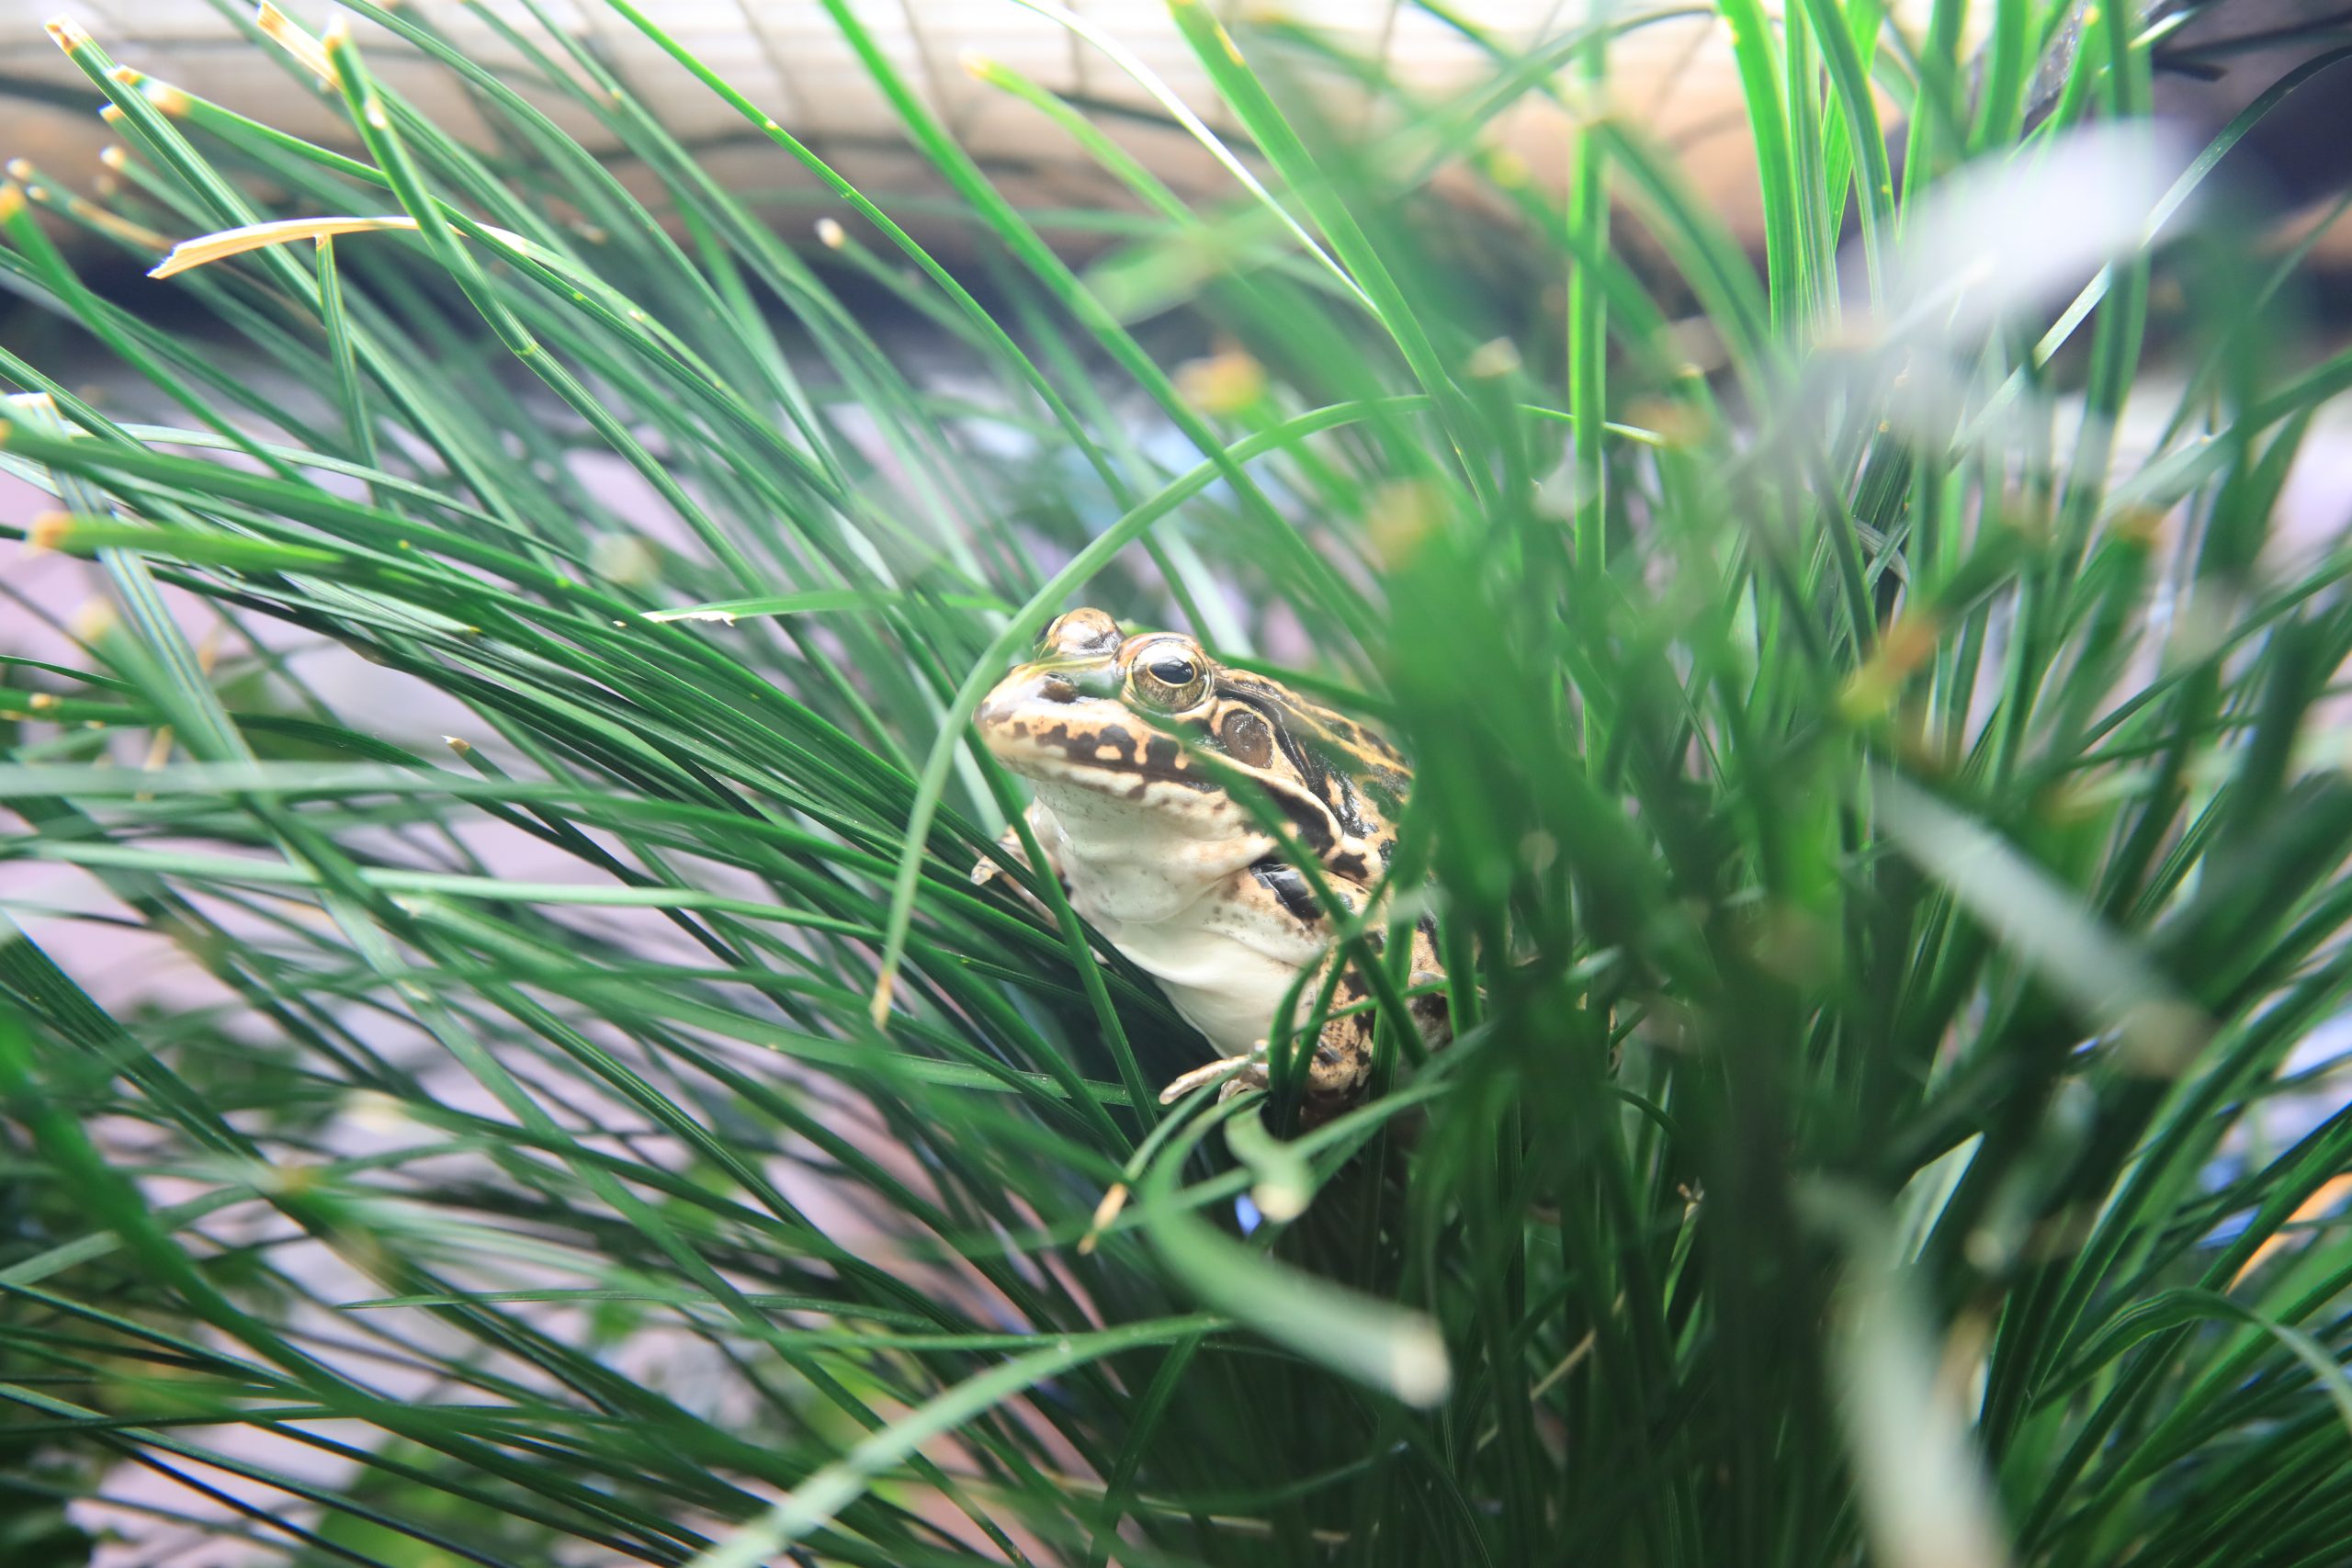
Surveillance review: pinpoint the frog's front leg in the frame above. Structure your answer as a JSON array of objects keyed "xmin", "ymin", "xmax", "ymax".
[
  {"xmin": 1158, "ymin": 956, "xmax": 1375, "ymax": 1113},
  {"xmin": 971, "ymin": 799, "xmax": 1069, "ymax": 905}
]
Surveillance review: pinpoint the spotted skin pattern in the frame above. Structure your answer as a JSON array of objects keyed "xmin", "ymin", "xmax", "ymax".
[{"xmin": 973, "ymin": 608, "xmax": 1448, "ymax": 1113}]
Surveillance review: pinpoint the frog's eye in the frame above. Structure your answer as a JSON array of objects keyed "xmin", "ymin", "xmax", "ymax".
[{"xmin": 1128, "ymin": 642, "xmax": 1207, "ymax": 709}]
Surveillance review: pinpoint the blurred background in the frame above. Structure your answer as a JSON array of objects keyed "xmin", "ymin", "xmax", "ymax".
[
  {"xmin": 12, "ymin": 0, "xmax": 2352, "ymax": 536},
  {"xmin": 7, "ymin": 3, "xmax": 2352, "ymax": 263}
]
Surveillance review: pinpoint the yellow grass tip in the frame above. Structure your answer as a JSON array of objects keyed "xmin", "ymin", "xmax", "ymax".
[
  {"xmin": 587, "ymin": 534, "xmax": 656, "ymax": 587},
  {"xmin": 1365, "ymin": 479, "xmax": 1443, "ymax": 568},
  {"xmin": 2232, "ymin": 1173, "xmax": 2352, "ymax": 1287},
  {"xmin": 97, "ymin": 144, "xmax": 124, "ymax": 170},
  {"xmin": 141, "ymin": 80, "xmax": 190, "ymax": 116},
  {"xmin": 72, "ymin": 195, "xmax": 168, "ymax": 253},
  {"xmin": 0, "ymin": 185, "xmax": 22, "ymax": 223},
  {"xmin": 27, "ymin": 511, "xmax": 74, "ymax": 555},
  {"xmin": 814, "ymin": 217, "xmax": 846, "ymax": 249},
  {"xmin": 1483, "ymin": 147, "xmax": 1531, "ymax": 188},
  {"xmin": 148, "ymin": 214, "xmax": 527, "ymax": 280},
  {"xmin": 1390, "ymin": 1323, "xmax": 1453, "ymax": 1407},
  {"xmin": 1250, "ymin": 1168, "xmax": 1307, "ymax": 1224},
  {"xmin": 70, "ymin": 598, "xmax": 117, "ymax": 643},
  {"xmin": 1464, "ymin": 336, "xmax": 1521, "ymax": 379},
  {"xmin": 2111, "ymin": 504, "xmax": 2167, "ymax": 547},
  {"xmin": 959, "ymin": 50, "xmax": 997, "ymax": 80},
  {"xmin": 1838, "ymin": 614, "xmax": 1944, "ymax": 725},
  {"xmin": 1619, "ymin": 394, "xmax": 1712, "ymax": 450},
  {"xmin": 443, "ymin": 735, "xmax": 473, "ymax": 756},
  {"xmin": 4, "ymin": 159, "xmax": 30, "ymax": 182},
  {"xmin": 98, "ymin": 103, "xmax": 124, "ymax": 124},
  {"xmin": 44, "ymin": 17, "xmax": 91, "ymax": 51},
  {"xmin": 1174, "ymin": 346, "xmax": 1266, "ymax": 415},
  {"xmin": 106, "ymin": 63, "xmax": 143, "ymax": 87},
  {"xmin": 257, "ymin": 3, "xmax": 336, "ymax": 82},
  {"xmin": 1077, "ymin": 1183, "xmax": 1129, "ymax": 1257}
]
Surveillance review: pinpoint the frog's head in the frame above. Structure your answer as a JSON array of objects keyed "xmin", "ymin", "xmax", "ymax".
[
  {"xmin": 976, "ymin": 608, "xmax": 1408, "ymax": 876},
  {"xmin": 976, "ymin": 608, "xmax": 1226, "ymax": 811}
]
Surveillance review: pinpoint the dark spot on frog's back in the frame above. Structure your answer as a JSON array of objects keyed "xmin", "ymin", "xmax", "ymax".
[{"xmin": 1323, "ymin": 771, "xmax": 1373, "ymax": 838}]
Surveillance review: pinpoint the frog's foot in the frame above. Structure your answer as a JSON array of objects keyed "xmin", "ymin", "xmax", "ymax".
[
  {"xmin": 1158, "ymin": 1049, "xmax": 1266, "ymax": 1105},
  {"xmin": 973, "ymin": 821, "xmax": 1075, "ymax": 929},
  {"xmin": 1157, "ymin": 1032, "xmax": 1369, "ymax": 1109},
  {"xmin": 970, "ymin": 825, "xmax": 1029, "ymax": 889}
]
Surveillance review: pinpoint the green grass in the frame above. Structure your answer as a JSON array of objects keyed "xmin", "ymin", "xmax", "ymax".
[{"xmin": 4, "ymin": 2, "xmax": 2352, "ymax": 1563}]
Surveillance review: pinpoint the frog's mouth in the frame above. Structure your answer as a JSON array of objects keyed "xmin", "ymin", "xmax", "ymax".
[{"xmin": 977, "ymin": 672, "xmax": 1218, "ymax": 798}]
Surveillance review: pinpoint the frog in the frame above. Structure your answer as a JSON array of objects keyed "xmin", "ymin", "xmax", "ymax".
[{"xmin": 971, "ymin": 607, "xmax": 1448, "ymax": 1114}]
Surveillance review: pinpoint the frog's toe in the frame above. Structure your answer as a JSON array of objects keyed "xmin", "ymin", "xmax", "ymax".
[
  {"xmin": 1215, "ymin": 1066, "xmax": 1272, "ymax": 1104},
  {"xmin": 1159, "ymin": 1049, "xmax": 1266, "ymax": 1105}
]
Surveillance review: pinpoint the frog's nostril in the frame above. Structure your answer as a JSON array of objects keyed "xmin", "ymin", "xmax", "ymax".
[{"xmin": 978, "ymin": 671, "xmax": 1079, "ymax": 728}]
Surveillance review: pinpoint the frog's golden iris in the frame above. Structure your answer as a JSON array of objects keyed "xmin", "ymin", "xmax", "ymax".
[{"xmin": 974, "ymin": 608, "xmax": 1447, "ymax": 1111}]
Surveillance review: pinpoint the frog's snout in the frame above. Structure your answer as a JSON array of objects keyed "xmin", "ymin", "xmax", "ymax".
[{"xmin": 977, "ymin": 668, "xmax": 1079, "ymax": 731}]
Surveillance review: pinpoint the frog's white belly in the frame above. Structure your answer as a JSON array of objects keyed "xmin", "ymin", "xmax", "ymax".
[{"xmin": 1081, "ymin": 900, "xmax": 1301, "ymax": 1055}]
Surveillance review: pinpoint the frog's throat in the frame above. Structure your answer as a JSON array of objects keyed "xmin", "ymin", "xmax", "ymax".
[{"xmin": 1028, "ymin": 778, "xmax": 1269, "ymax": 914}]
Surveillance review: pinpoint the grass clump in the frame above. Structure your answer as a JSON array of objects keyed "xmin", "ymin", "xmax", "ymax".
[{"xmin": 4, "ymin": 3, "xmax": 2352, "ymax": 1565}]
